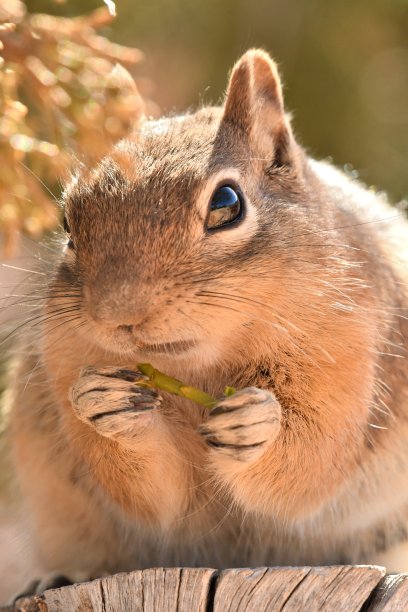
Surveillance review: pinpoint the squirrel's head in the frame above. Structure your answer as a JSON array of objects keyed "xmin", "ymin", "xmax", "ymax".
[{"xmin": 54, "ymin": 49, "xmax": 319, "ymax": 371}]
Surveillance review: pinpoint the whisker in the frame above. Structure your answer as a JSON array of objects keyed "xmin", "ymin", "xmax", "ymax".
[
  {"xmin": 19, "ymin": 161, "xmax": 60, "ymax": 202},
  {"xmin": 1, "ymin": 263, "xmax": 45, "ymax": 275},
  {"xmin": 0, "ymin": 306, "xmax": 82, "ymax": 346},
  {"xmin": 287, "ymin": 214, "xmax": 402, "ymax": 241},
  {"xmin": 177, "ymin": 308, "xmax": 206, "ymax": 333},
  {"xmin": 198, "ymin": 290, "xmax": 277, "ymax": 315},
  {"xmin": 186, "ymin": 299, "xmax": 240, "ymax": 315},
  {"xmin": 22, "ymin": 233, "xmax": 63, "ymax": 254},
  {"xmin": 42, "ymin": 313, "xmax": 83, "ymax": 337}
]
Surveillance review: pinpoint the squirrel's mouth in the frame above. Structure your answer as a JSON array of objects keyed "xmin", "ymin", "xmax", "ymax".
[
  {"xmin": 137, "ymin": 339, "xmax": 198, "ymax": 355},
  {"xmin": 110, "ymin": 325, "xmax": 199, "ymax": 356}
]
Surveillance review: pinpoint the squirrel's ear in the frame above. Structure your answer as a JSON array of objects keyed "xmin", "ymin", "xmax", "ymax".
[
  {"xmin": 222, "ymin": 49, "xmax": 293, "ymax": 166},
  {"xmin": 223, "ymin": 53, "xmax": 253, "ymax": 134}
]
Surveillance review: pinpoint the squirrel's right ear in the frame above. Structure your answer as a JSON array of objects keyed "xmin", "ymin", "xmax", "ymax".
[{"xmin": 222, "ymin": 49, "xmax": 293, "ymax": 166}]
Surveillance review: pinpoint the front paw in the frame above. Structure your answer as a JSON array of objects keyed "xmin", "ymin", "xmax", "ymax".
[
  {"xmin": 199, "ymin": 387, "xmax": 281, "ymax": 463},
  {"xmin": 70, "ymin": 366, "xmax": 161, "ymax": 441}
]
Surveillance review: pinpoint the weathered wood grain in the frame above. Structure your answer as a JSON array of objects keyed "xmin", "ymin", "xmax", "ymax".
[
  {"xmin": 213, "ymin": 565, "xmax": 386, "ymax": 612},
  {"xmin": 279, "ymin": 565, "xmax": 385, "ymax": 611},
  {"xmin": 212, "ymin": 566, "xmax": 310, "ymax": 611},
  {"xmin": 364, "ymin": 573, "xmax": 408, "ymax": 611},
  {"xmin": 6, "ymin": 565, "xmax": 407, "ymax": 612},
  {"xmin": 43, "ymin": 567, "xmax": 216, "ymax": 612}
]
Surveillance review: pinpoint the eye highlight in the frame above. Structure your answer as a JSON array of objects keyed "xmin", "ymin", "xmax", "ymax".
[{"xmin": 206, "ymin": 185, "xmax": 243, "ymax": 231}]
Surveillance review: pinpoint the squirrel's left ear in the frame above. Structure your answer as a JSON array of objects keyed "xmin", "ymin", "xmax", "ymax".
[{"xmin": 222, "ymin": 49, "xmax": 294, "ymax": 167}]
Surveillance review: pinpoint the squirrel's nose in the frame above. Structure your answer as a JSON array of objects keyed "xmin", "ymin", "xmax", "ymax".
[
  {"xmin": 117, "ymin": 324, "xmax": 134, "ymax": 335},
  {"xmin": 90, "ymin": 309, "xmax": 147, "ymax": 330},
  {"xmin": 84, "ymin": 285, "xmax": 148, "ymax": 329}
]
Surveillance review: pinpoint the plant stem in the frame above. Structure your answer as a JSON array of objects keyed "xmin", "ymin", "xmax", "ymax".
[{"xmin": 137, "ymin": 362, "xmax": 235, "ymax": 409}]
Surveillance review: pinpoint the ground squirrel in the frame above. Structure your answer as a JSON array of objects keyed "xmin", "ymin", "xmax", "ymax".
[{"xmin": 2, "ymin": 49, "xmax": 408, "ymax": 599}]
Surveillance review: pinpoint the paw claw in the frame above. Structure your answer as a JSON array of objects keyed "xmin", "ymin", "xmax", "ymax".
[
  {"xmin": 201, "ymin": 386, "xmax": 281, "ymax": 463},
  {"xmin": 70, "ymin": 366, "xmax": 161, "ymax": 440}
]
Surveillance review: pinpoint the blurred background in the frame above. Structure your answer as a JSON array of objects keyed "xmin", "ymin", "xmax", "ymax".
[{"xmin": 28, "ymin": 0, "xmax": 408, "ymax": 203}]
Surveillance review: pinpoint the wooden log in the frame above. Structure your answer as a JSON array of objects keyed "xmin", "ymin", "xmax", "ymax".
[
  {"xmin": 42, "ymin": 567, "xmax": 216, "ymax": 612},
  {"xmin": 5, "ymin": 565, "xmax": 401, "ymax": 612},
  {"xmin": 213, "ymin": 565, "xmax": 385, "ymax": 612},
  {"xmin": 363, "ymin": 573, "xmax": 408, "ymax": 611}
]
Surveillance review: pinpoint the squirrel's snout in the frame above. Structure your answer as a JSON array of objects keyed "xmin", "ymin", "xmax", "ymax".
[
  {"xmin": 117, "ymin": 324, "xmax": 134, "ymax": 335},
  {"xmin": 83, "ymin": 284, "xmax": 149, "ymax": 331},
  {"xmin": 89, "ymin": 306, "xmax": 148, "ymax": 331}
]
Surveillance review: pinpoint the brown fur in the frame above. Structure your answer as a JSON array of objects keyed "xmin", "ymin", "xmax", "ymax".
[{"xmin": 3, "ymin": 49, "xmax": 408, "ymax": 599}]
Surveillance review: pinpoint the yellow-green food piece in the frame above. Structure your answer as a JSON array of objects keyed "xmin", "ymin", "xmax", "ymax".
[{"xmin": 137, "ymin": 363, "xmax": 235, "ymax": 409}]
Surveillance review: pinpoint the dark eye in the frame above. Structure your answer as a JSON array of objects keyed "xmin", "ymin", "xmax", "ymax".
[
  {"xmin": 206, "ymin": 185, "xmax": 243, "ymax": 231},
  {"xmin": 63, "ymin": 215, "xmax": 74, "ymax": 249}
]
